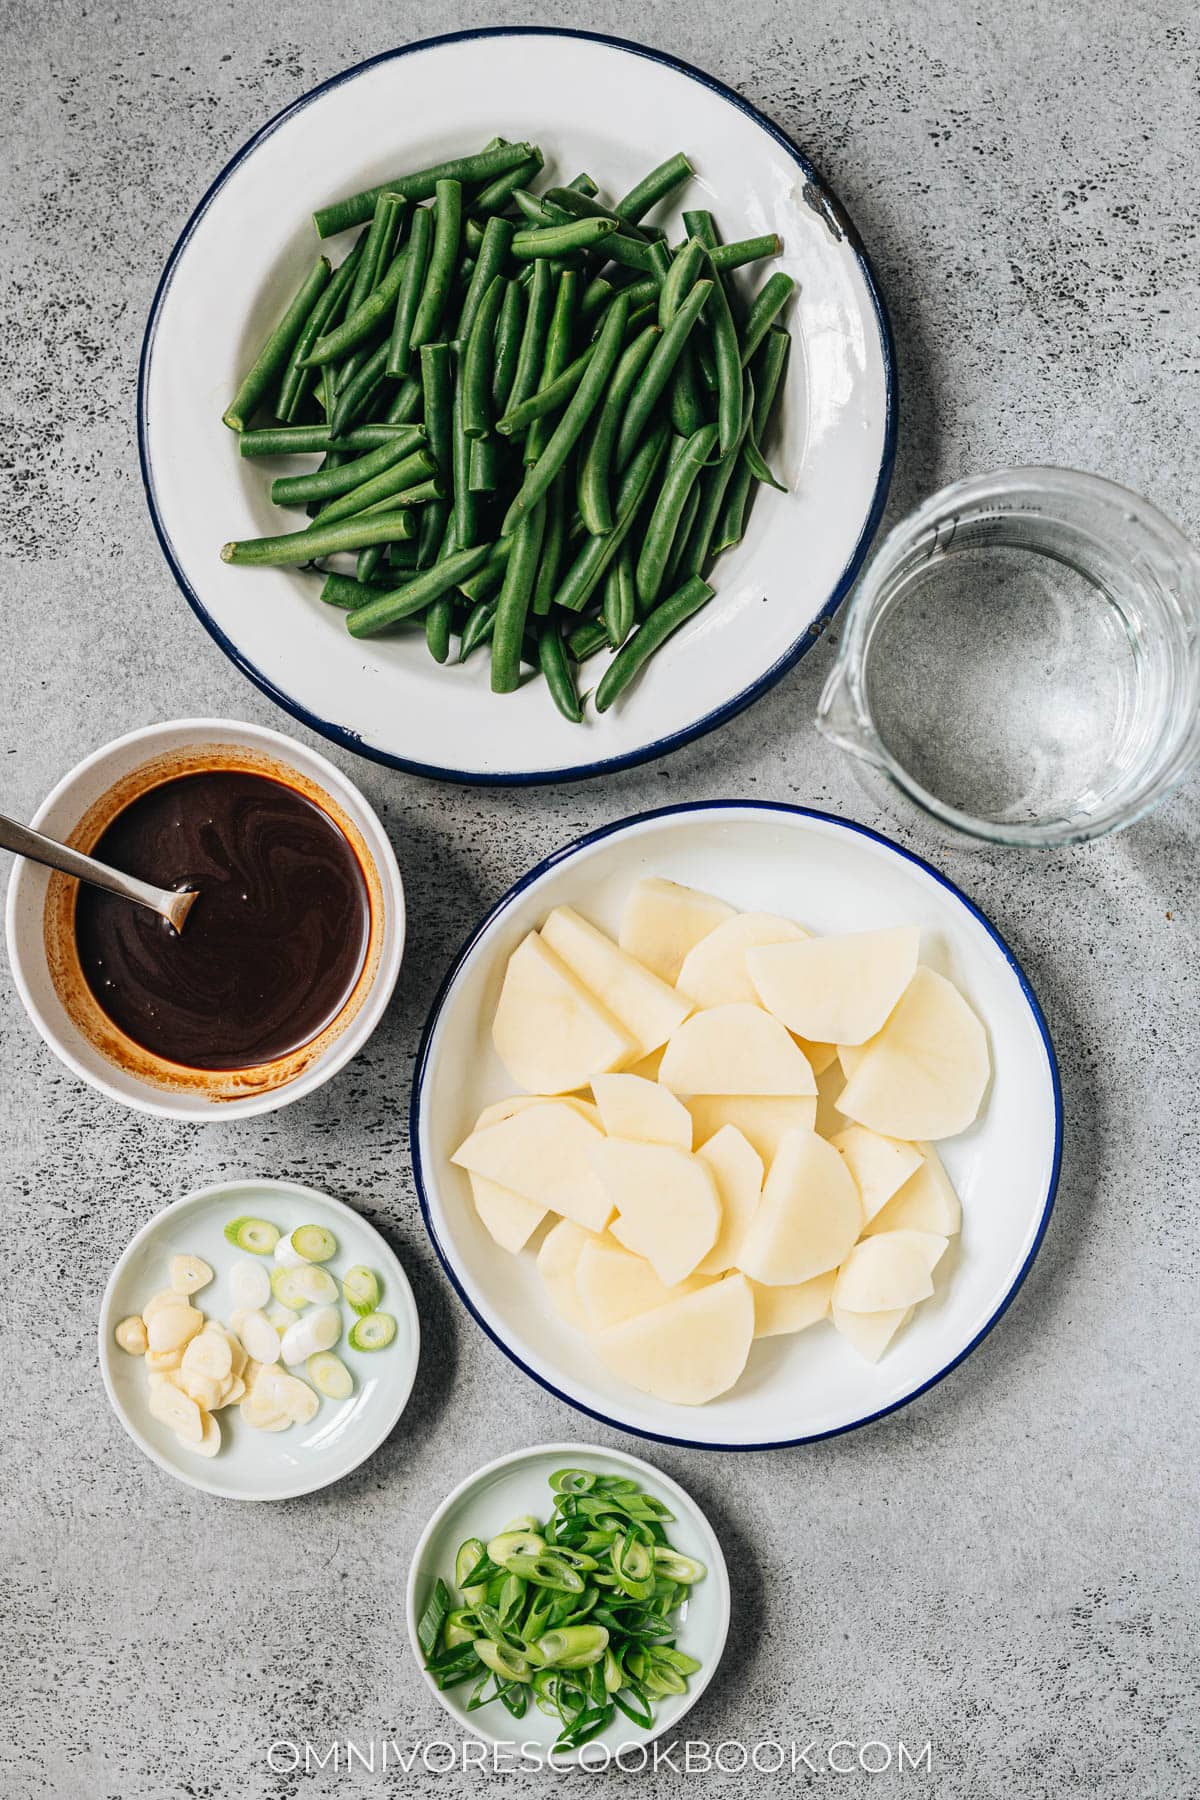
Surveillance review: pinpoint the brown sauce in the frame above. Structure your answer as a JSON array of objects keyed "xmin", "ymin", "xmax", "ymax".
[{"xmin": 73, "ymin": 770, "xmax": 370, "ymax": 1071}]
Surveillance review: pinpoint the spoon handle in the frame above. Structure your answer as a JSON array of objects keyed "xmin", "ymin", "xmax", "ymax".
[{"xmin": 0, "ymin": 813, "xmax": 182, "ymax": 920}]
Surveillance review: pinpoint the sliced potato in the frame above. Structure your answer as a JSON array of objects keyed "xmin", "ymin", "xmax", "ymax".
[
  {"xmin": 798, "ymin": 1040, "xmax": 838, "ymax": 1077},
  {"xmin": 169, "ymin": 1253, "xmax": 214, "ymax": 1296},
  {"xmin": 687, "ymin": 1094, "xmax": 818, "ymax": 1163},
  {"xmin": 594, "ymin": 1275, "xmax": 754, "ymax": 1405},
  {"xmin": 535, "ymin": 1219, "xmax": 595, "ymax": 1330},
  {"xmin": 837, "ymin": 966, "xmax": 989, "ymax": 1140},
  {"xmin": 695, "ymin": 1125, "xmax": 763, "ymax": 1275},
  {"xmin": 833, "ymin": 1230, "xmax": 947, "ymax": 1313},
  {"xmin": 576, "ymin": 1236, "xmax": 708, "ymax": 1332},
  {"xmin": 863, "ymin": 1143, "xmax": 962, "ymax": 1237},
  {"xmin": 676, "ymin": 911, "xmax": 807, "ymax": 1007},
  {"xmin": 591, "ymin": 1140, "xmax": 720, "ymax": 1286},
  {"xmin": 750, "ymin": 1270, "xmax": 836, "ymax": 1338},
  {"xmin": 469, "ymin": 1172, "xmax": 547, "ymax": 1254},
  {"xmin": 473, "ymin": 1093, "xmax": 603, "ymax": 1131},
  {"xmin": 626, "ymin": 1045, "xmax": 665, "ymax": 1081},
  {"xmin": 541, "ymin": 906, "xmax": 693, "ymax": 1057},
  {"xmin": 452, "ymin": 1102, "xmax": 613, "ymax": 1232},
  {"xmin": 829, "ymin": 1125, "xmax": 923, "ymax": 1222},
  {"xmin": 492, "ymin": 930, "xmax": 636, "ymax": 1095},
  {"xmin": 114, "ymin": 1316, "xmax": 148, "ymax": 1356},
  {"xmin": 618, "ymin": 876, "xmax": 736, "ymax": 984},
  {"xmin": 747, "ymin": 926, "xmax": 920, "ymax": 1046},
  {"xmin": 736, "ymin": 1129, "xmax": 862, "ymax": 1286},
  {"xmin": 832, "ymin": 1303, "xmax": 913, "ymax": 1362},
  {"xmin": 838, "ymin": 1043, "xmax": 866, "ymax": 1080},
  {"xmin": 147, "ymin": 1381, "xmax": 203, "ymax": 1443},
  {"xmin": 659, "ymin": 1003, "xmax": 816, "ymax": 1097},
  {"xmin": 146, "ymin": 1305, "xmax": 204, "ymax": 1356},
  {"xmin": 591, "ymin": 1073, "xmax": 692, "ymax": 1148}
]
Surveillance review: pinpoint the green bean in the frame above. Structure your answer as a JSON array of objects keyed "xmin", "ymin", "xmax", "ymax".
[
  {"xmin": 311, "ymin": 447, "xmax": 436, "ymax": 526},
  {"xmin": 680, "ymin": 371, "xmax": 754, "ymax": 576},
  {"xmin": 579, "ymin": 276, "xmax": 616, "ymax": 322},
  {"xmin": 462, "ymin": 274, "xmax": 507, "ymax": 439},
  {"xmin": 384, "ymin": 373, "xmax": 423, "ymax": 425},
  {"xmin": 694, "ymin": 246, "xmax": 742, "ymax": 454},
  {"xmin": 505, "ymin": 257, "xmax": 553, "ymax": 419},
  {"xmin": 740, "ymin": 271, "xmax": 796, "ymax": 365},
  {"xmin": 681, "ymin": 208, "xmax": 717, "ymax": 249},
  {"xmin": 277, "ymin": 241, "xmax": 363, "ymax": 421},
  {"xmin": 346, "ymin": 541, "xmax": 493, "ymax": 636},
  {"xmin": 496, "ymin": 342, "xmax": 595, "ymax": 437},
  {"xmin": 335, "ymin": 192, "xmax": 405, "ymax": 392},
  {"xmin": 221, "ymin": 509, "xmax": 416, "ymax": 566},
  {"xmin": 313, "ymin": 143, "xmax": 537, "ymax": 237},
  {"xmin": 531, "ymin": 472, "xmax": 568, "ymax": 616},
  {"xmin": 491, "ymin": 499, "xmax": 546, "ymax": 692},
  {"xmin": 663, "ymin": 476, "xmax": 703, "ymax": 596},
  {"xmin": 715, "ymin": 329, "xmax": 790, "ymax": 551},
  {"xmin": 711, "ymin": 453, "xmax": 754, "ymax": 557},
  {"xmin": 709, "ymin": 233, "xmax": 782, "ymax": 273},
  {"xmin": 474, "ymin": 148, "xmax": 544, "ymax": 213},
  {"xmin": 456, "ymin": 216, "xmax": 514, "ymax": 341},
  {"xmin": 269, "ymin": 432, "xmax": 426, "ymax": 508},
  {"xmin": 634, "ymin": 422, "xmax": 718, "ymax": 608},
  {"xmin": 468, "ymin": 435, "xmax": 503, "ymax": 491},
  {"xmin": 602, "ymin": 545, "xmax": 637, "ymax": 649},
  {"xmin": 222, "ymin": 256, "xmax": 330, "ymax": 431},
  {"xmin": 356, "ymin": 544, "xmax": 385, "ymax": 584},
  {"xmin": 458, "ymin": 537, "xmax": 511, "ymax": 602},
  {"xmin": 417, "ymin": 341, "xmax": 454, "ymax": 565},
  {"xmin": 330, "ymin": 339, "xmax": 392, "ymax": 437},
  {"xmin": 502, "ymin": 293, "xmax": 629, "ymax": 533},
  {"xmin": 513, "ymin": 188, "xmax": 558, "ymax": 228},
  {"xmin": 451, "ymin": 347, "xmax": 477, "ymax": 549},
  {"xmin": 410, "ymin": 180, "xmax": 462, "ymax": 351},
  {"xmin": 594, "ymin": 575, "xmax": 714, "ymax": 710},
  {"xmin": 459, "ymin": 598, "xmax": 497, "ymax": 660},
  {"xmin": 491, "ymin": 277, "xmax": 524, "ymax": 415},
  {"xmin": 512, "ymin": 218, "xmax": 618, "ymax": 259},
  {"xmin": 319, "ymin": 572, "xmax": 378, "ymax": 609},
  {"xmin": 554, "ymin": 422, "xmax": 669, "ymax": 612},
  {"xmin": 577, "ymin": 324, "xmax": 660, "ymax": 535},
  {"xmin": 239, "ymin": 421, "xmax": 415, "ymax": 457},
  {"xmin": 538, "ymin": 622, "xmax": 583, "ymax": 722},
  {"xmin": 388, "ymin": 540, "xmax": 421, "ymax": 569},
  {"xmin": 566, "ymin": 617, "xmax": 608, "ymax": 662},
  {"xmin": 600, "ymin": 233, "xmax": 657, "ymax": 274},
  {"xmin": 615, "ymin": 280, "xmax": 711, "ymax": 468},
  {"xmin": 542, "ymin": 188, "xmax": 654, "ymax": 243},
  {"xmin": 385, "ymin": 205, "xmax": 432, "ymax": 378},
  {"xmin": 750, "ymin": 325, "xmax": 790, "ymax": 464},
  {"xmin": 526, "ymin": 271, "xmax": 577, "ymax": 466},
  {"xmin": 615, "ymin": 152, "xmax": 693, "ymax": 224},
  {"xmin": 425, "ymin": 595, "xmax": 454, "ymax": 663},
  {"xmin": 658, "ymin": 239, "xmax": 706, "ymax": 327}
]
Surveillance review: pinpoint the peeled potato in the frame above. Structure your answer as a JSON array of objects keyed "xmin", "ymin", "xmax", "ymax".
[
  {"xmin": 469, "ymin": 1171, "xmax": 547, "ymax": 1254},
  {"xmin": 695, "ymin": 1126, "xmax": 763, "ymax": 1275},
  {"xmin": 749, "ymin": 1270, "xmax": 836, "ymax": 1338},
  {"xmin": 541, "ymin": 906, "xmax": 693, "ymax": 1057},
  {"xmin": 838, "ymin": 1043, "xmax": 866, "ymax": 1080},
  {"xmin": 676, "ymin": 911, "xmax": 807, "ymax": 1007},
  {"xmin": 535, "ymin": 1219, "xmax": 595, "ymax": 1329},
  {"xmin": 492, "ymin": 931, "xmax": 635, "ymax": 1095},
  {"xmin": 832, "ymin": 1303, "xmax": 913, "ymax": 1363},
  {"xmin": 452, "ymin": 1102, "xmax": 613, "ymax": 1232},
  {"xmin": 591, "ymin": 1140, "xmax": 720, "ymax": 1286},
  {"xmin": 833, "ymin": 1230, "xmax": 947, "ymax": 1313},
  {"xmin": 591, "ymin": 1073, "xmax": 692, "ymax": 1148},
  {"xmin": 627, "ymin": 1046, "xmax": 665, "ymax": 1082},
  {"xmin": 864, "ymin": 1143, "xmax": 962, "ymax": 1237},
  {"xmin": 747, "ymin": 926, "xmax": 920, "ymax": 1045},
  {"xmin": 659, "ymin": 1003, "xmax": 816, "ymax": 1097},
  {"xmin": 687, "ymin": 1094, "xmax": 817, "ymax": 1163},
  {"xmin": 474, "ymin": 1093, "xmax": 603, "ymax": 1132},
  {"xmin": 736, "ymin": 1129, "xmax": 862, "ymax": 1286},
  {"xmin": 829, "ymin": 1125, "xmax": 923, "ymax": 1222},
  {"xmin": 576, "ymin": 1236, "xmax": 708, "ymax": 1331},
  {"xmin": 837, "ymin": 967, "xmax": 989, "ymax": 1140},
  {"xmin": 594, "ymin": 1275, "xmax": 754, "ymax": 1404},
  {"xmin": 799, "ymin": 1040, "xmax": 839, "ymax": 1077},
  {"xmin": 618, "ymin": 877, "xmax": 736, "ymax": 984}
]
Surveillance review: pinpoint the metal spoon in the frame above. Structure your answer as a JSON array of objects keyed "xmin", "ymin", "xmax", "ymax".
[{"xmin": 0, "ymin": 814, "xmax": 199, "ymax": 933}]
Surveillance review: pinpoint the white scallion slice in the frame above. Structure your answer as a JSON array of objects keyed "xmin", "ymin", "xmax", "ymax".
[
  {"xmin": 292, "ymin": 1265, "xmax": 339, "ymax": 1306},
  {"xmin": 347, "ymin": 1312, "xmax": 397, "ymax": 1352},
  {"xmin": 306, "ymin": 1351, "xmax": 353, "ymax": 1400},
  {"xmin": 279, "ymin": 1305, "xmax": 341, "ymax": 1365},
  {"xmin": 342, "ymin": 1264, "xmax": 381, "ymax": 1316},
  {"xmin": 223, "ymin": 1217, "xmax": 279, "ymax": 1255},
  {"xmin": 291, "ymin": 1224, "xmax": 337, "ymax": 1263},
  {"xmin": 270, "ymin": 1266, "xmax": 313, "ymax": 1309}
]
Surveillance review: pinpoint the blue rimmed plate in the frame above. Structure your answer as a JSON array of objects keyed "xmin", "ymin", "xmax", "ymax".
[
  {"xmin": 411, "ymin": 803, "xmax": 1061, "ymax": 1450},
  {"xmin": 139, "ymin": 28, "xmax": 894, "ymax": 784}
]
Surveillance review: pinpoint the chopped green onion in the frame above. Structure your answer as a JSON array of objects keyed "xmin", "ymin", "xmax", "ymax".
[
  {"xmin": 222, "ymin": 1217, "xmax": 279, "ymax": 1254},
  {"xmin": 347, "ymin": 1312, "xmax": 397, "ymax": 1351},
  {"xmin": 342, "ymin": 1264, "xmax": 381, "ymax": 1315}
]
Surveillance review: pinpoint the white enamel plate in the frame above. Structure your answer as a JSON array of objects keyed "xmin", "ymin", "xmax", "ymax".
[
  {"xmin": 412, "ymin": 803, "xmax": 1062, "ymax": 1450},
  {"xmin": 140, "ymin": 28, "xmax": 894, "ymax": 783}
]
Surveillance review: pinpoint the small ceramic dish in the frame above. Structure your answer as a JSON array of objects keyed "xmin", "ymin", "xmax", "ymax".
[
  {"xmin": 99, "ymin": 1179, "xmax": 420, "ymax": 1500},
  {"xmin": 5, "ymin": 716, "xmax": 404, "ymax": 1120},
  {"xmin": 412, "ymin": 801, "xmax": 1062, "ymax": 1449},
  {"xmin": 140, "ymin": 26, "xmax": 893, "ymax": 783},
  {"xmin": 406, "ymin": 1442, "xmax": 730, "ymax": 1760}
]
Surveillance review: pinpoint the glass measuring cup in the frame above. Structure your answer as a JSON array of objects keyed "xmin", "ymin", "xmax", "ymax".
[{"xmin": 817, "ymin": 468, "xmax": 1200, "ymax": 847}]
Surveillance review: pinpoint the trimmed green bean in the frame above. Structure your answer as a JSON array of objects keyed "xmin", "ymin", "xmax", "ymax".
[
  {"xmin": 384, "ymin": 374, "xmax": 423, "ymax": 425},
  {"xmin": 474, "ymin": 149, "xmax": 544, "ymax": 213},
  {"xmin": 410, "ymin": 180, "xmax": 463, "ymax": 351},
  {"xmin": 615, "ymin": 280, "xmax": 711, "ymax": 468},
  {"xmin": 577, "ymin": 324, "xmax": 660, "ymax": 535},
  {"xmin": 462, "ymin": 273, "xmax": 507, "ymax": 439},
  {"xmin": 320, "ymin": 572, "xmax": 378, "ymax": 609},
  {"xmin": 513, "ymin": 188, "xmax": 558, "ymax": 228},
  {"xmin": 709, "ymin": 233, "xmax": 781, "ymax": 273},
  {"xmin": 277, "ymin": 241, "xmax": 363, "ymax": 421},
  {"xmin": 531, "ymin": 471, "xmax": 568, "ymax": 616},
  {"xmin": 451, "ymin": 346, "xmax": 477, "ymax": 549},
  {"xmin": 566, "ymin": 617, "xmax": 608, "ymax": 662},
  {"xmin": 749, "ymin": 325, "xmax": 790, "ymax": 464},
  {"xmin": 658, "ymin": 238, "xmax": 706, "ymax": 327},
  {"xmin": 662, "ymin": 477, "xmax": 702, "ymax": 597},
  {"xmin": 426, "ymin": 595, "xmax": 454, "ymax": 663},
  {"xmin": 526, "ymin": 270, "xmax": 577, "ymax": 465},
  {"xmin": 346, "ymin": 541, "xmax": 494, "ymax": 636},
  {"xmin": 512, "ymin": 218, "xmax": 617, "ymax": 259},
  {"xmin": 221, "ymin": 510, "xmax": 416, "ymax": 566},
  {"xmin": 579, "ymin": 276, "xmax": 616, "ymax": 322},
  {"xmin": 356, "ymin": 543, "xmax": 385, "ymax": 584},
  {"xmin": 239, "ymin": 421, "xmax": 415, "ymax": 457},
  {"xmin": 694, "ymin": 245, "xmax": 742, "ymax": 454},
  {"xmin": 468, "ymin": 434, "xmax": 503, "ymax": 491},
  {"xmin": 634, "ymin": 422, "xmax": 718, "ymax": 608},
  {"xmin": 417, "ymin": 340, "xmax": 454, "ymax": 566},
  {"xmin": 313, "ymin": 143, "xmax": 536, "ymax": 237},
  {"xmin": 681, "ymin": 208, "xmax": 717, "ymax": 249},
  {"xmin": 330, "ymin": 339, "xmax": 392, "ymax": 437},
  {"xmin": 459, "ymin": 598, "xmax": 497, "ymax": 660},
  {"xmin": 503, "ymin": 293, "xmax": 629, "ymax": 533},
  {"xmin": 496, "ymin": 342, "xmax": 595, "ymax": 436},
  {"xmin": 538, "ymin": 622, "xmax": 583, "ymax": 722},
  {"xmin": 458, "ymin": 537, "xmax": 511, "ymax": 602},
  {"xmin": 386, "ymin": 204, "xmax": 433, "ymax": 377},
  {"xmin": 555, "ymin": 422, "xmax": 670, "ymax": 612},
  {"xmin": 542, "ymin": 188, "xmax": 654, "ymax": 243},
  {"xmin": 335, "ymin": 191, "xmax": 405, "ymax": 392},
  {"xmin": 354, "ymin": 475, "xmax": 441, "ymax": 515},
  {"xmin": 223, "ymin": 256, "xmax": 330, "ymax": 431},
  {"xmin": 456, "ymin": 216, "xmax": 514, "ymax": 342},
  {"xmin": 602, "ymin": 544, "xmax": 637, "ymax": 649},
  {"xmin": 740, "ymin": 272, "xmax": 796, "ymax": 365},
  {"xmin": 594, "ymin": 575, "xmax": 714, "ymax": 711},
  {"xmin": 269, "ymin": 432, "xmax": 426, "ymax": 508},
  {"xmin": 680, "ymin": 371, "xmax": 754, "ymax": 576},
  {"xmin": 491, "ymin": 499, "xmax": 546, "ymax": 692},
  {"xmin": 491, "ymin": 277, "xmax": 524, "ymax": 415},
  {"xmin": 614, "ymin": 152, "xmax": 694, "ymax": 224},
  {"xmin": 313, "ymin": 448, "xmax": 438, "ymax": 525},
  {"xmin": 505, "ymin": 257, "xmax": 553, "ymax": 418}
]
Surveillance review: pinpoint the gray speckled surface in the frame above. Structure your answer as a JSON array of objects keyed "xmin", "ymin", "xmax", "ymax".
[{"xmin": 1, "ymin": 3, "xmax": 1197, "ymax": 1796}]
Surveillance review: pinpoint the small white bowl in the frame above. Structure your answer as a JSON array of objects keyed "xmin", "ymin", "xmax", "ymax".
[
  {"xmin": 406, "ymin": 1442, "xmax": 730, "ymax": 1761},
  {"xmin": 5, "ymin": 716, "xmax": 404, "ymax": 1119},
  {"xmin": 99, "ymin": 1179, "xmax": 420, "ymax": 1500}
]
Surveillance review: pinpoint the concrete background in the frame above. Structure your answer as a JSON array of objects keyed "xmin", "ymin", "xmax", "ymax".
[{"xmin": 1, "ymin": 2, "xmax": 1196, "ymax": 1795}]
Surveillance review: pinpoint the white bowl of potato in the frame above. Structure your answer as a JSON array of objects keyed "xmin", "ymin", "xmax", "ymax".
[{"xmin": 413, "ymin": 803, "xmax": 1061, "ymax": 1451}]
